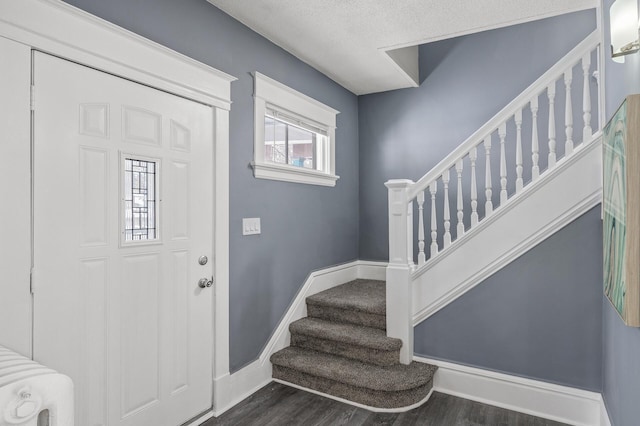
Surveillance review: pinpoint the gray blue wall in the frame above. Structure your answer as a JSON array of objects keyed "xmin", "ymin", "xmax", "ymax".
[
  {"xmin": 358, "ymin": 10, "xmax": 597, "ymax": 260},
  {"xmin": 63, "ymin": 0, "xmax": 360, "ymax": 372},
  {"xmin": 415, "ymin": 207, "xmax": 603, "ymax": 391},
  {"xmin": 358, "ymin": 10, "xmax": 604, "ymax": 392},
  {"xmin": 601, "ymin": 0, "xmax": 640, "ymax": 424}
]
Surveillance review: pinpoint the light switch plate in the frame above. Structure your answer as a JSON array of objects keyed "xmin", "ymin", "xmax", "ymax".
[{"xmin": 242, "ymin": 218, "xmax": 261, "ymax": 235}]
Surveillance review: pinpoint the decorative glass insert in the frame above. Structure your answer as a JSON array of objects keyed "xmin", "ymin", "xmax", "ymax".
[{"xmin": 124, "ymin": 158, "xmax": 157, "ymax": 241}]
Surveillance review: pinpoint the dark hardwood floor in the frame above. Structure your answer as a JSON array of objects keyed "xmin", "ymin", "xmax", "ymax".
[{"xmin": 203, "ymin": 382, "xmax": 569, "ymax": 426}]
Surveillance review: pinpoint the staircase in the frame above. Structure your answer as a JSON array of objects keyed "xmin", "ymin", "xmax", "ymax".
[
  {"xmin": 384, "ymin": 29, "xmax": 603, "ymax": 360},
  {"xmin": 268, "ymin": 30, "xmax": 603, "ymax": 412},
  {"xmin": 270, "ymin": 279, "xmax": 437, "ymax": 409}
]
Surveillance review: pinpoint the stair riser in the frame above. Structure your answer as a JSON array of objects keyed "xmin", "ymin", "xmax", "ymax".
[
  {"xmin": 273, "ymin": 365, "xmax": 433, "ymax": 409},
  {"xmin": 290, "ymin": 334, "xmax": 399, "ymax": 366},
  {"xmin": 307, "ymin": 304, "xmax": 386, "ymax": 330}
]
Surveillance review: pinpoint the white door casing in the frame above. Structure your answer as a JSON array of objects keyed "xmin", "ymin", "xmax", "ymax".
[
  {"xmin": 32, "ymin": 52, "xmax": 214, "ymax": 426},
  {"xmin": 0, "ymin": 36, "xmax": 32, "ymax": 358}
]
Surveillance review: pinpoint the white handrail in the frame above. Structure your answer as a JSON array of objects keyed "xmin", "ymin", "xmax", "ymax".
[{"xmin": 408, "ymin": 30, "xmax": 600, "ymax": 201}]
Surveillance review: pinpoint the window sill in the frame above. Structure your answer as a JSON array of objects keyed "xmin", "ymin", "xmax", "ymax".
[{"xmin": 251, "ymin": 162, "xmax": 339, "ymax": 187}]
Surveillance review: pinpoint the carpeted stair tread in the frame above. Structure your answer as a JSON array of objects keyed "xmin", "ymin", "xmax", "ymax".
[
  {"xmin": 273, "ymin": 365, "xmax": 433, "ymax": 409},
  {"xmin": 289, "ymin": 317, "xmax": 401, "ymax": 351},
  {"xmin": 306, "ymin": 279, "xmax": 386, "ymax": 315},
  {"xmin": 270, "ymin": 346, "xmax": 436, "ymax": 392}
]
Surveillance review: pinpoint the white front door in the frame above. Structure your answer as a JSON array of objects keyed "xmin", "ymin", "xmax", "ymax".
[{"xmin": 32, "ymin": 52, "xmax": 214, "ymax": 426}]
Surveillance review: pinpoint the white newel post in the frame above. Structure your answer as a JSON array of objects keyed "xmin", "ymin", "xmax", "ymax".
[{"xmin": 385, "ymin": 179, "xmax": 415, "ymax": 365}]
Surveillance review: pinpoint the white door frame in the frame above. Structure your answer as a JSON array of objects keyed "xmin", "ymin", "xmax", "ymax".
[{"xmin": 0, "ymin": 0, "xmax": 235, "ymax": 417}]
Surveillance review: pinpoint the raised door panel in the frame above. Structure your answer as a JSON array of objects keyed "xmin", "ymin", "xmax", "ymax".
[
  {"xmin": 122, "ymin": 106, "xmax": 162, "ymax": 146},
  {"xmin": 168, "ymin": 250, "xmax": 190, "ymax": 396},
  {"xmin": 81, "ymin": 258, "xmax": 108, "ymax": 426},
  {"xmin": 80, "ymin": 147, "xmax": 110, "ymax": 246}
]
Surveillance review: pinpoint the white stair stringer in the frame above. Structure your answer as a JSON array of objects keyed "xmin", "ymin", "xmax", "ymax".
[{"xmin": 412, "ymin": 134, "xmax": 602, "ymax": 326}]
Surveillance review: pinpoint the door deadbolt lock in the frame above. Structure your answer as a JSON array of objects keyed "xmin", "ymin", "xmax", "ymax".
[
  {"xmin": 198, "ymin": 277, "xmax": 213, "ymax": 289},
  {"xmin": 198, "ymin": 255, "xmax": 208, "ymax": 266}
]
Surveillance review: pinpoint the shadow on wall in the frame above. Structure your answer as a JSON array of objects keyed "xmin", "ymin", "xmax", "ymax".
[{"xmin": 419, "ymin": 38, "xmax": 461, "ymax": 84}]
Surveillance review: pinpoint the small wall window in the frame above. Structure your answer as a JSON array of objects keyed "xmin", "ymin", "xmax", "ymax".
[{"xmin": 252, "ymin": 72, "xmax": 339, "ymax": 187}]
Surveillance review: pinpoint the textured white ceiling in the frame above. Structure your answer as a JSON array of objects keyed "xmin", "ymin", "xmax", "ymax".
[{"xmin": 208, "ymin": 0, "xmax": 597, "ymax": 95}]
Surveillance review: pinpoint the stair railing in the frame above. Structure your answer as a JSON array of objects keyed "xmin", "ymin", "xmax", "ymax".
[{"xmin": 385, "ymin": 30, "xmax": 602, "ymax": 364}]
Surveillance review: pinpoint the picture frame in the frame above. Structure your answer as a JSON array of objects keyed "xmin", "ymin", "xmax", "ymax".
[{"xmin": 603, "ymin": 94, "xmax": 640, "ymax": 327}]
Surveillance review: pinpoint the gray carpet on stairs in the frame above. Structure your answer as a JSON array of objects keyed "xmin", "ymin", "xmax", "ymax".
[
  {"xmin": 270, "ymin": 279, "xmax": 437, "ymax": 409},
  {"xmin": 290, "ymin": 317, "xmax": 401, "ymax": 365},
  {"xmin": 305, "ymin": 279, "xmax": 387, "ymax": 329},
  {"xmin": 290, "ymin": 318, "xmax": 400, "ymax": 350},
  {"xmin": 306, "ymin": 279, "xmax": 386, "ymax": 314},
  {"xmin": 273, "ymin": 365, "xmax": 434, "ymax": 409},
  {"xmin": 272, "ymin": 347, "xmax": 436, "ymax": 391}
]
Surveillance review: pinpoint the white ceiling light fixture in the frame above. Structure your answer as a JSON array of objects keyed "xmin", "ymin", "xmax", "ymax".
[{"xmin": 610, "ymin": 0, "xmax": 640, "ymax": 63}]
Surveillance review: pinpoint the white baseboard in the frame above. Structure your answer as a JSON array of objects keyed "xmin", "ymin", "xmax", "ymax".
[
  {"xmin": 599, "ymin": 397, "xmax": 612, "ymax": 426},
  {"xmin": 416, "ymin": 356, "xmax": 608, "ymax": 426},
  {"xmin": 182, "ymin": 410, "xmax": 214, "ymax": 426},
  {"xmin": 357, "ymin": 260, "xmax": 388, "ymax": 280},
  {"xmin": 212, "ymin": 360, "xmax": 272, "ymax": 417},
  {"xmin": 212, "ymin": 260, "xmax": 387, "ymax": 416},
  {"xmin": 273, "ymin": 378, "xmax": 434, "ymax": 413}
]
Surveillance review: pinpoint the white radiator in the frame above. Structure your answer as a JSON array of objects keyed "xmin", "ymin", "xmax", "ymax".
[{"xmin": 0, "ymin": 345, "xmax": 73, "ymax": 426}]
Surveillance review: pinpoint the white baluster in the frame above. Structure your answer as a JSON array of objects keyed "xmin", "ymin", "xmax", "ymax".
[
  {"xmin": 515, "ymin": 109, "xmax": 523, "ymax": 192},
  {"xmin": 456, "ymin": 159, "xmax": 464, "ymax": 238},
  {"xmin": 548, "ymin": 82, "xmax": 557, "ymax": 167},
  {"xmin": 564, "ymin": 69, "xmax": 574, "ymax": 156},
  {"xmin": 531, "ymin": 97, "xmax": 540, "ymax": 180},
  {"xmin": 430, "ymin": 181, "xmax": 438, "ymax": 257},
  {"xmin": 484, "ymin": 136, "xmax": 493, "ymax": 215},
  {"xmin": 470, "ymin": 147, "xmax": 479, "ymax": 226},
  {"xmin": 417, "ymin": 191, "xmax": 425, "ymax": 266},
  {"xmin": 582, "ymin": 53, "xmax": 592, "ymax": 142},
  {"xmin": 443, "ymin": 170, "xmax": 451, "ymax": 248},
  {"xmin": 499, "ymin": 123, "xmax": 507, "ymax": 205}
]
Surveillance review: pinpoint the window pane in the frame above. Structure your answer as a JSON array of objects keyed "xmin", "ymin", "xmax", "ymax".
[
  {"xmin": 287, "ymin": 124, "xmax": 314, "ymax": 169},
  {"xmin": 124, "ymin": 158, "xmax": 157, "ymax": 241},
  {"xmin": 264, "ymin": 116, "xmax": 287, "ymax": 164},
  {"xmin": 263, "ymin": 114, "xmax": 326, "ymax": 171}
]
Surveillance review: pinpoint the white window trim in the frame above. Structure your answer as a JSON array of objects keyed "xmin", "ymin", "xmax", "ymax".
[{"xmin": 252, "ymin": 72, "xmax": 340, "ymax": 187}]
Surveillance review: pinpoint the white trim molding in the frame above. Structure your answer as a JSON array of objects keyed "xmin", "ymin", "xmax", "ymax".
[
  {"xmin": 599, "ymin": 398, "xmax": 612, "ymax": 426},
  {"xmin": 212, "ymin": 260, "xmax": 386, "ymax": 416},
  {"xmin": 0, "ymin": 0, "xmax": 236, "ymax": 109},
  {"xmin": 251, "ymin": 161, "xmax": 340, "ymax": 187},
  {"xmin": 0, "ymin": 37, "xmax": 32, "ymax": 358},
  {"xmin": 183, "ymin": 411, "xmax": 214, "ymax": 426},
  {"xmin": 413, "ymin": 135, "xmax": 603, "ymax": 325},
  {"xmin": 0, "ymin": 0, "xmax": 235, "ymax": 417},
  {"xmin": 251, "ymin": 71, "xmax": 340, "ymax": 187},
  {"xmin": 416, "ymin": 356, "xmax": 609, "ymax": 426},
  {"xmin": 273, "ymin": 378, "xmax": 434, "ymax": 414}
]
